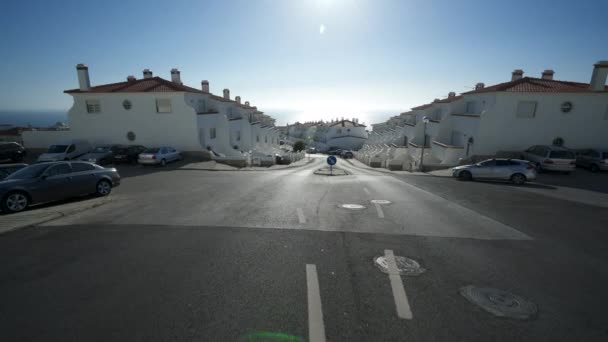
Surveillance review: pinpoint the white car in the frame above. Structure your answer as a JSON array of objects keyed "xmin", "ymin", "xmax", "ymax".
[
  {"xmin": 37, "ymin": 139, "xmax": 91, "ymax": 162},
  {"xmin": 138, "ymin": 146, "xmax": 182, "ymax": 166},
  {"xmin": 524, "ymin": 145, "xmax": 576, "ymax": 173}
]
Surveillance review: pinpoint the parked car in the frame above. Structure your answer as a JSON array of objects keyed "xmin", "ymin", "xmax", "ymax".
[
  {"xmin": 113, "ymin": 145, "xmax": 147, "ymax": 164},
  {"xmin": 452, "ymin": 158, "xmax": 536, "ymax": 185},
  {"xmin": 306, "ymin": 147, "xmax": 317, "ymax": 154},
  {"xmin": 523, "ymin": 145, "xmax": 576, "ymax": 173},
  {"xmin": 0, "ymin": 163, "xmax": 28, "ymax": 181},
  {"xmin": 341, "ymin": 150, "xmax": 354, "ymax": 159},
  {"xmin": 138, "ymin": 146, "xmax": 182, "ymax": 166},
  {"xmin": 575, "ymin": 149, "xmax": 608, "ymax": 172},
  {"xmin": 0, "ymin": 161, "xmax": 120, "ymax": 213},
  {"xmin": 328, "ymin": 149, "xmax": 342, "ymax": 156},
  {"xmin": 37, "ymin": 139, "xmax": 92, "ymax": 162},
  {"xmin": 0, "ymin": 142, "xmax": 27, "ymax": 162},
  {"xmin": 79, "ymin": 144, "xmax": 124, "ymax": 165},
  {"xmin": 275, "ymin": 154, "xmax": 291, "ymax": 165}
]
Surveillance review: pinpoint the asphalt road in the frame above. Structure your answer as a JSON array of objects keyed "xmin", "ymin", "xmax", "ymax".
[{"xmin": 1, "ymin": 155, "xmax": 607, "ymax": 341}]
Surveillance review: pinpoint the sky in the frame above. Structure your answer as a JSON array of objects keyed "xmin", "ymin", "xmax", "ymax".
[{"xmin": 1, "ymin": 0, "xmax": 607, "ymax": 125}]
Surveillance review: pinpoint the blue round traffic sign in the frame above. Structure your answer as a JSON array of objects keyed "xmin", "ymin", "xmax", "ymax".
[{"xmin": 327, "ymin": 155, "xmax": 337, "ymax": 166}]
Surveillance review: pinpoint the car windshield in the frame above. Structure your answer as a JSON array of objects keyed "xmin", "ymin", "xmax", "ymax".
[
  {"xmin": 143, "ymin": 148, "xmax": 159, "ymax": 153},
  {"xmin": 92, "ymin": 146, "xmax": 111, "ymax": 153},
  {"xmin": 47, "ymin": 145, "xmax": 68, "ymax": 153},
  {"xmin": 5, "ymin": 163, "xmax": 50, "ymax": 180},
  {"xmin": 550, "ymin": 150, "xmax": 575, "ymax": 159}
]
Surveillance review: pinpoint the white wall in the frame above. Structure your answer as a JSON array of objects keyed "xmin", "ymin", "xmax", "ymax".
[
  {"xmin": 66, "ymin": 92, "xmax": 201, "ymax": 151},
  {"xmin": 477, "ymin": 92, "xmax": 608, "ymax": 154}
]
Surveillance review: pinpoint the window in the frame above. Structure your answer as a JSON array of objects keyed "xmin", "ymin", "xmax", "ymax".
[
  {"xmin": 86, "ymin": 99, "xmax": 101, "ymax": 113},
  {"xmin": 495, "ymin": 160, "xmax": 510, "ymax": 166},
  {"xmin": 516, "ymin": 101, "xmax": 537, "ymax": 118},
  {"xmin": 198, "ymin": 100, "xmax": 206, "ymax": 112},
  {"xmin": 265, "ymin": 136, "xmax": 267, "ymax": 143},
  {"xmin": 156, "ymin": 99, "xmax": 172, "ymax": 113},
  {"xmin": 71, "ymin": 162, "xmax": 95, "ymax": 172},
  {"xmin": 236, "ymin": 130, "xmax": 241, "ymax": 141},
  {"xmin": 122, "ymin": 100, "xmax": 132, "ymax": 110},
  {"xmin": 549, "ymin": 150, "xmax": 575, "ymax": 159},
  {"xmin": 210, "ymin": 128, "xmax": 216, "ymax": 139},
  {"xmin": 160, "ymin": 148, "xmax": 168, "ymax": 154},
  {"xmin": 45, "ymin": 163, "xmax": 72, "ymax": 177},
  {"xmin": 465, "ymin": 101, "xmax": 475, "ymax": 114},
  {"xmin": 477, "ymin": 160, "xmax": 496, "ymax": 167},
  {"xmin": 337, "ymin": 129, "xmax": 342, "ymax": 134},
  {"xmin": 256, "ymin": 135, "xmax": 260, "ymax": 142}
]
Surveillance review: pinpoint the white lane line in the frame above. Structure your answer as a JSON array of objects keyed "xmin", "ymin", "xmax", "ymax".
[
  {"xmin": 375, "ymin": 203, "xmax": 385, "ymax": 218},
  {"xmin": 385, "ymin": 249, "xmax": 413, "ymax": 319},
  {"xmin": 363, "ymin": 187, "xmax": 371, "ymax": 195},
  {"xmin": 306, "ymin": 264, "xmax": 327, "ymax": 342},
  {"xmin": 297, "ymin": 208, "xmax": 306, "ymax": 224}
]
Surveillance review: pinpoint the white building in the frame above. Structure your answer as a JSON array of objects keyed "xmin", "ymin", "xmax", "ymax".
[
  {"xmin": 23, "ymin": 64, "xmax": 282, "ymax": 160},
  {"xmin": 361, "ymin": 61, "xmax": 608, "ymax": 168},
  {"xmin": 325, "ymin": 119, "xmax": 368, "ymax": 150}
]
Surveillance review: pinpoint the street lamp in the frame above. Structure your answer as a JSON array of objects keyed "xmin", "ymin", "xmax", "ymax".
[{"xmin": 419, "ymin": 116, "xmax": 430, "ymax": 171}]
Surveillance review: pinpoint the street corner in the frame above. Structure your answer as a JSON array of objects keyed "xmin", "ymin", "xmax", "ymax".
[{"xmin": 0, "ymin": 195, "xmax": 113, "ymax": 235}]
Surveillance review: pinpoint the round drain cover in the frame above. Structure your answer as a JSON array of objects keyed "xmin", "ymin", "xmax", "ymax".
[
  {"xmin": 373, "ymin": 255, "xmax": 426, "ymax": 276},
  {"xmin": 339, "ymin": 204, "xmax": 366, "ymax": 210},
  {"xmin": 460, "ymin": 285, "xmax": 537, "ymax": 320},
  {"xmin": 371, "ymin": 200, "xmax": 391, "ymax": 205}
]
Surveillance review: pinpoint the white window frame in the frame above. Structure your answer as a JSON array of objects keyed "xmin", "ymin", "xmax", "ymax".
[
  {"xmin": 465, "ymin": 101, "xmax": 475, "ymax": 114},
  {"xmin": 210, "ymin": 127, "xmax": 216, "ymax": 139},
  {"xmin": 156, "ymin": 99, "xmax": 172, "ymax": 113},
  {"xmin": 86, "ymin": 99, "xmax": 101, "ymax": 113},
  {"xmin": 516, "ymin": 101, "xmax": 537, "ymax": 118}
]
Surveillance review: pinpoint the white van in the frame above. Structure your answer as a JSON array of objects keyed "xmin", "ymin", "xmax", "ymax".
[
  {"xmin": 524, "ymin": 145, "xmax": 576, "ymax": 173},
  {"xmin": 37, "ymin": 139, "xmax": 92, "ymax": 162}
]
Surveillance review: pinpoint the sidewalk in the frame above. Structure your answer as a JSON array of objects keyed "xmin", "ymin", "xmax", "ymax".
[
  {"xmin": 0, "ymin": 196, "xmax": 112, "ymax": 235},
  {"xmin": 180, "ymin": 157, "xmax": 315, "ymax": 172}
]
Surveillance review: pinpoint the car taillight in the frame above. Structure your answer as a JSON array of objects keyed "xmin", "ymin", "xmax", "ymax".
[{"xmin": 543, "ymin": 159, "xmax": 554, "ymax": 164}]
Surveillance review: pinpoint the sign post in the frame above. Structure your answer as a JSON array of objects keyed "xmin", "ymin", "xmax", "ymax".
[{"xmin": 327, "ymin": 155, "xmax": 337, "ymax": 176}]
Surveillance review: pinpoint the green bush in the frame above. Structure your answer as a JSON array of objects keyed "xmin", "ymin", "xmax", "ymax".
[{"xmin": 293, "ymin": 140, "xmax": 305, "ymax": 152}]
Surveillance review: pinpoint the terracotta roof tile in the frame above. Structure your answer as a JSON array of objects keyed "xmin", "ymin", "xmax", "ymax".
[
  {"xmin": 463, "ymin": 77, "xmax": 608, "ymax": 94},
  {"xmin": 65, "ymin": 77, "xmax": 202, "ymax": 94},
  {"xmin": 411, "ymin": 103, "xmax": 432, "ymax": 110},
  {"xmin": 434, "ymin": 95, "xmax": 463, "ymax": 103}
]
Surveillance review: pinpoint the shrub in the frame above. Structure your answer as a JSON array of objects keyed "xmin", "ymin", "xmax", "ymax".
[{"xmin": 293, "ymin": 140, "xmax": 305, "ymax": 152}]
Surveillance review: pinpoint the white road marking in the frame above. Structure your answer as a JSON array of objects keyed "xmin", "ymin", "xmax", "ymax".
[
  {"xmin": 297, "ymin": 208, "xmax": 306, "ymax": 224},
  {"xmin": 363, "ymin": 187, "xmax": 371, "ymax": 195},
  {"xmin": 375, "ymin": 203, "xmax": 385, "ymax": 218},
  {"xmin": 385, "ymin": 249, "xmax": 413, "ymax": 319},
  {"xmin": 306, "ymin": 264, "xmax": 327, "ymax": 342}
]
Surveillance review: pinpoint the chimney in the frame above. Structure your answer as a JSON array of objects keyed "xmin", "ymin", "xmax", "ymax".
[
  {"xmin": 448, "ymin": 91, "xmax": 456, "ymax": 98},
  {"xmin": 235, "ymin": 96, "xmax": 241, "ymax": 104},
  {"xmin": 245, "ymin": 101, "xmax": 250, "ymax": 107},
  {"xmin": 201, "ymin": 80, "xmax": 209, "ymax": 93},
  {"xmin": 76, "ymin": 64, "xmax": 91, "ymax": 91},
  {"xmin": 475, "ymin": 82, "xmax": 485, "ymax": 90},
  {"xmin": 127, "ymin": 75, "xmax": 136, "ymax": 82},
  {"xmin": 511, "ymin": 69, "xmax": 524, "ymax": 81},
  {"xmin": 590, "ymin": 61, "xmax": 608, "ymax": 91},
  {"xmin": 170, "ymin": 68, "xmax": 181, "ymax": 84},
  {"xmin": 223, "ymin": 89, "xmax": 230, "ymax": 100},
  {"xmin": 143, "ymin": 69, "xmax": 153, "ymax": 79},
  {"xmin": 541, "ymin": 69, "xmax": 554, "ymax": 80}
]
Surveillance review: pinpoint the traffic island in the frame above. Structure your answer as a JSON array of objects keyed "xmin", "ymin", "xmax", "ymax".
[{"xmin": 313, "ymin": 167, "xmax": 349, "ymax": 176}]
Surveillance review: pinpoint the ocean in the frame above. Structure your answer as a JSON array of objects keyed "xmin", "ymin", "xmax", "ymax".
[{"xmin": 0, "ymin": 110, "xmax": 68, "ymax": 128}]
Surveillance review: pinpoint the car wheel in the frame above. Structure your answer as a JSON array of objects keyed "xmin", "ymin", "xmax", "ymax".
[
  {"xmin": 511, "ymin": 173, "xmax": 526, "ymax": 185},
  {"xmin": 96, "ymin": 180, "xmax": 112, "ymax": 196},
  {"xmin": 590, "ymin": 164, "xmax": 600, "ymax": 173},
  {"xmin": 459, "ymin": 170, "xmax": 473, "ymax": 181},
  {"xmin": 161, "ymin": 159, "xmax": 167, "ymax": 166},
  {"xmin": 2, "ymin": 192, "xmax": 29, "ymax": 213}
]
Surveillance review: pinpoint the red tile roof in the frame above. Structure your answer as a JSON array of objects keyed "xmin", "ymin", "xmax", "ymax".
[
  {"xmin": 433, "ymin": 95, "xmax": 463, "ymax": 103},
  {"xmin": 462, "ymin": 77, "xmax": 608, "ymax": 94},
  {"xmin": 65, "ymin": 77, "xmax": 202, "ymax": 94},
  {"xmin": 411, "ymin": 103, "xmax": 432, "ymax": 110}
]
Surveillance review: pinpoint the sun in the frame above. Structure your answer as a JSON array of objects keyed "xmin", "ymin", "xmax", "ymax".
[{"xmin": 319, "ymin": 24, "xmax": 326, "ymax": 35}]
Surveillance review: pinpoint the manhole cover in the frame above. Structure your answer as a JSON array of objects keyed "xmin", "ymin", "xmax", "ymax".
[
  {"xmin": 371, "ymin": 200, "xmax": 391, "ymax": 205},
  {"xmin": 459, "ymin": 285, "xmax": 537, "ymax": 320},
  {"xmin": 373, "ymin": 255, "xmax": 426, "ymax": 276},
  {"xmin": 339, "ymin": 204, "xmax": 366, "ymax": 210}
]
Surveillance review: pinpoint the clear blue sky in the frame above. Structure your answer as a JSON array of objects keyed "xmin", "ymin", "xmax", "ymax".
[{"xmin": 1, "ymin": 0, "xmax": 606, "ymax": 125}]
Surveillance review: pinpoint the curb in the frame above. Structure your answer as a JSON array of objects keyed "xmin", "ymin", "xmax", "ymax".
[
  {"xmin": 180, "ymin": 158, "xmax": 317, "ymax": 172},
  {"xmin": 0, "ymin": 198, "xmax": 112, "ymax": 235}
]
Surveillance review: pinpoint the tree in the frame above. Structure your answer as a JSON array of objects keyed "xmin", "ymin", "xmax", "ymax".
[{"xmin": 293, "ymin": 140, "xmax": 305, "ymax": 152}]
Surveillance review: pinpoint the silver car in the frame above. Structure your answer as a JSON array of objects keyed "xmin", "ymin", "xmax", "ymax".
[
  {"xmin": 452, "ymin": 158, "xmax": 537, "ymax": 185},
  {"xmin": 524, "ymin": 145, "xmax": 576, "ymax": 173},
  {"xmin": 138, "ymin": 146, "xmax": 182, "ymax": 166},
  {"xmin": 575, "ymin": 149, "xmax": 608, "ymax": 172},
  {"xmin": 0, "ymin": 161, "xmax": 120, "ymax": 213}
]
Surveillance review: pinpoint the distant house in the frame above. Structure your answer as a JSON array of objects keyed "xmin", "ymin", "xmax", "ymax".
[{"xmin": 23, "ymin": 65, "xmax": 281, "ymax": 158}]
